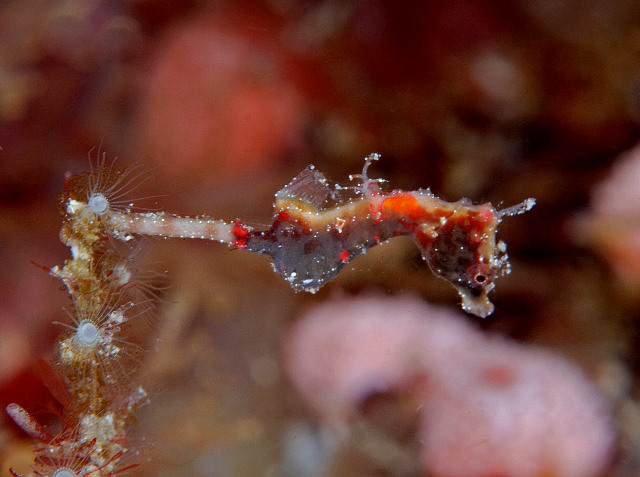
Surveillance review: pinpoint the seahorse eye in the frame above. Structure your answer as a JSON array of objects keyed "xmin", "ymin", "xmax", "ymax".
[
  {"xmin": 466, "ymin": 263, "xmax": 494, "ymax": 289},
  {"xmin": 474, "ymin": 273, "xmax": 487, "ymax": 284}
]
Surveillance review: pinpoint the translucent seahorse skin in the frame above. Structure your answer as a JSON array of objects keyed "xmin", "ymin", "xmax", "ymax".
[
  {"xmin": 242, "ymin": 194, "xmax": 492, "ymax": 317},
  {"xmin": 241, "ymin": 185, "xmax": 524, "ymax": 318}
]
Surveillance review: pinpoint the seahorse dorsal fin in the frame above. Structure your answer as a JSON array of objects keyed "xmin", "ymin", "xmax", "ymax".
[{"xmin": 275, "ymin": 165, "xmax": 341, "ymax": 210}]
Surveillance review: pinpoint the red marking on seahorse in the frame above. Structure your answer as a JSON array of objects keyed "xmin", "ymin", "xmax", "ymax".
[
  {"xmin": 232, "ymin": 238, "xmax": 247, "ymax": 249},
  {"xmin": 476, "ymin": 205, "xmax": 495, "ymax": 224},
  {"xmin": 232, "ymin": 219, "xmax": 250, "ymax": 249},
  {"xmin": 381, "ymin": 194, "xmax": 423, "ymax": 221},
  {"xmin": 276, "ymin": 210, "xmax": 289, "ymax": 222},
  {"xmin": 232, "ymin": 220, "xmax": 250, "ymax": 239},
  {"xmin": 466, "ymin": 207, "xmax": 496, "ymax": 244},
  {"xmin": 369, "ymin": 200, "xmax": 386, "ymax": 224},
  {"xmin": 339, "ymin": 249, "xmax": 349, "ymax": 263}
]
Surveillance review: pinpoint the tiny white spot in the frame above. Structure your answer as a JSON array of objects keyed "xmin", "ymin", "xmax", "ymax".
[
  {"xmin": 75, "ymin": 321, "xmax": 99, "ymax": 346},
  {"xmin": 87, "ymin": 193, "xmax": 109, "ymax": 215}
]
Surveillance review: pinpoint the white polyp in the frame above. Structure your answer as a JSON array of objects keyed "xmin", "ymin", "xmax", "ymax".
[
  {"xmin": 113, "ymin": 263, "xmax": 131, "ymax": 286},
  {"xmin": 75, "ymin": 320, "xmax": 99, "ymax": 346},
  {"xmin": 87, "ymin": 192, "xmax": 109, "ymax": 215},
  {"xmin": 66, "ymin": 198, "xmax": 83, "ymax": 215},
  {"xmin": 52, "ymin": 468, "xmax": 78, "ymax": 477},
  {"xmin": 109, "ymin": 310, "xmax": 125, "ymax": 324}
]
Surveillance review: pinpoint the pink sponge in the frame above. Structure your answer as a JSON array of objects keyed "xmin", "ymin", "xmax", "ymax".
[
  {"xmin": 284, "ymin": 295, "xmax": 615, "ymax": 477},
  {"xmin": 571, "ymin": 142, "xmax": 640, "ymax": 289},
  {"xmin": 138, "ymin": 14, "xmax": 305, "ymax": 186}
]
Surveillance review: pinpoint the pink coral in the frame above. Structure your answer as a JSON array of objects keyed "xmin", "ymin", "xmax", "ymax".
[{"xmin": 284, "ymin": 295, "xmax": 615, "ymax": 477}]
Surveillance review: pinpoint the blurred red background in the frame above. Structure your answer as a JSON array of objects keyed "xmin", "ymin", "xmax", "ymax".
[{"xmin": 1, "ymin": 1, "xmax": 640, "ymax": 475}]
